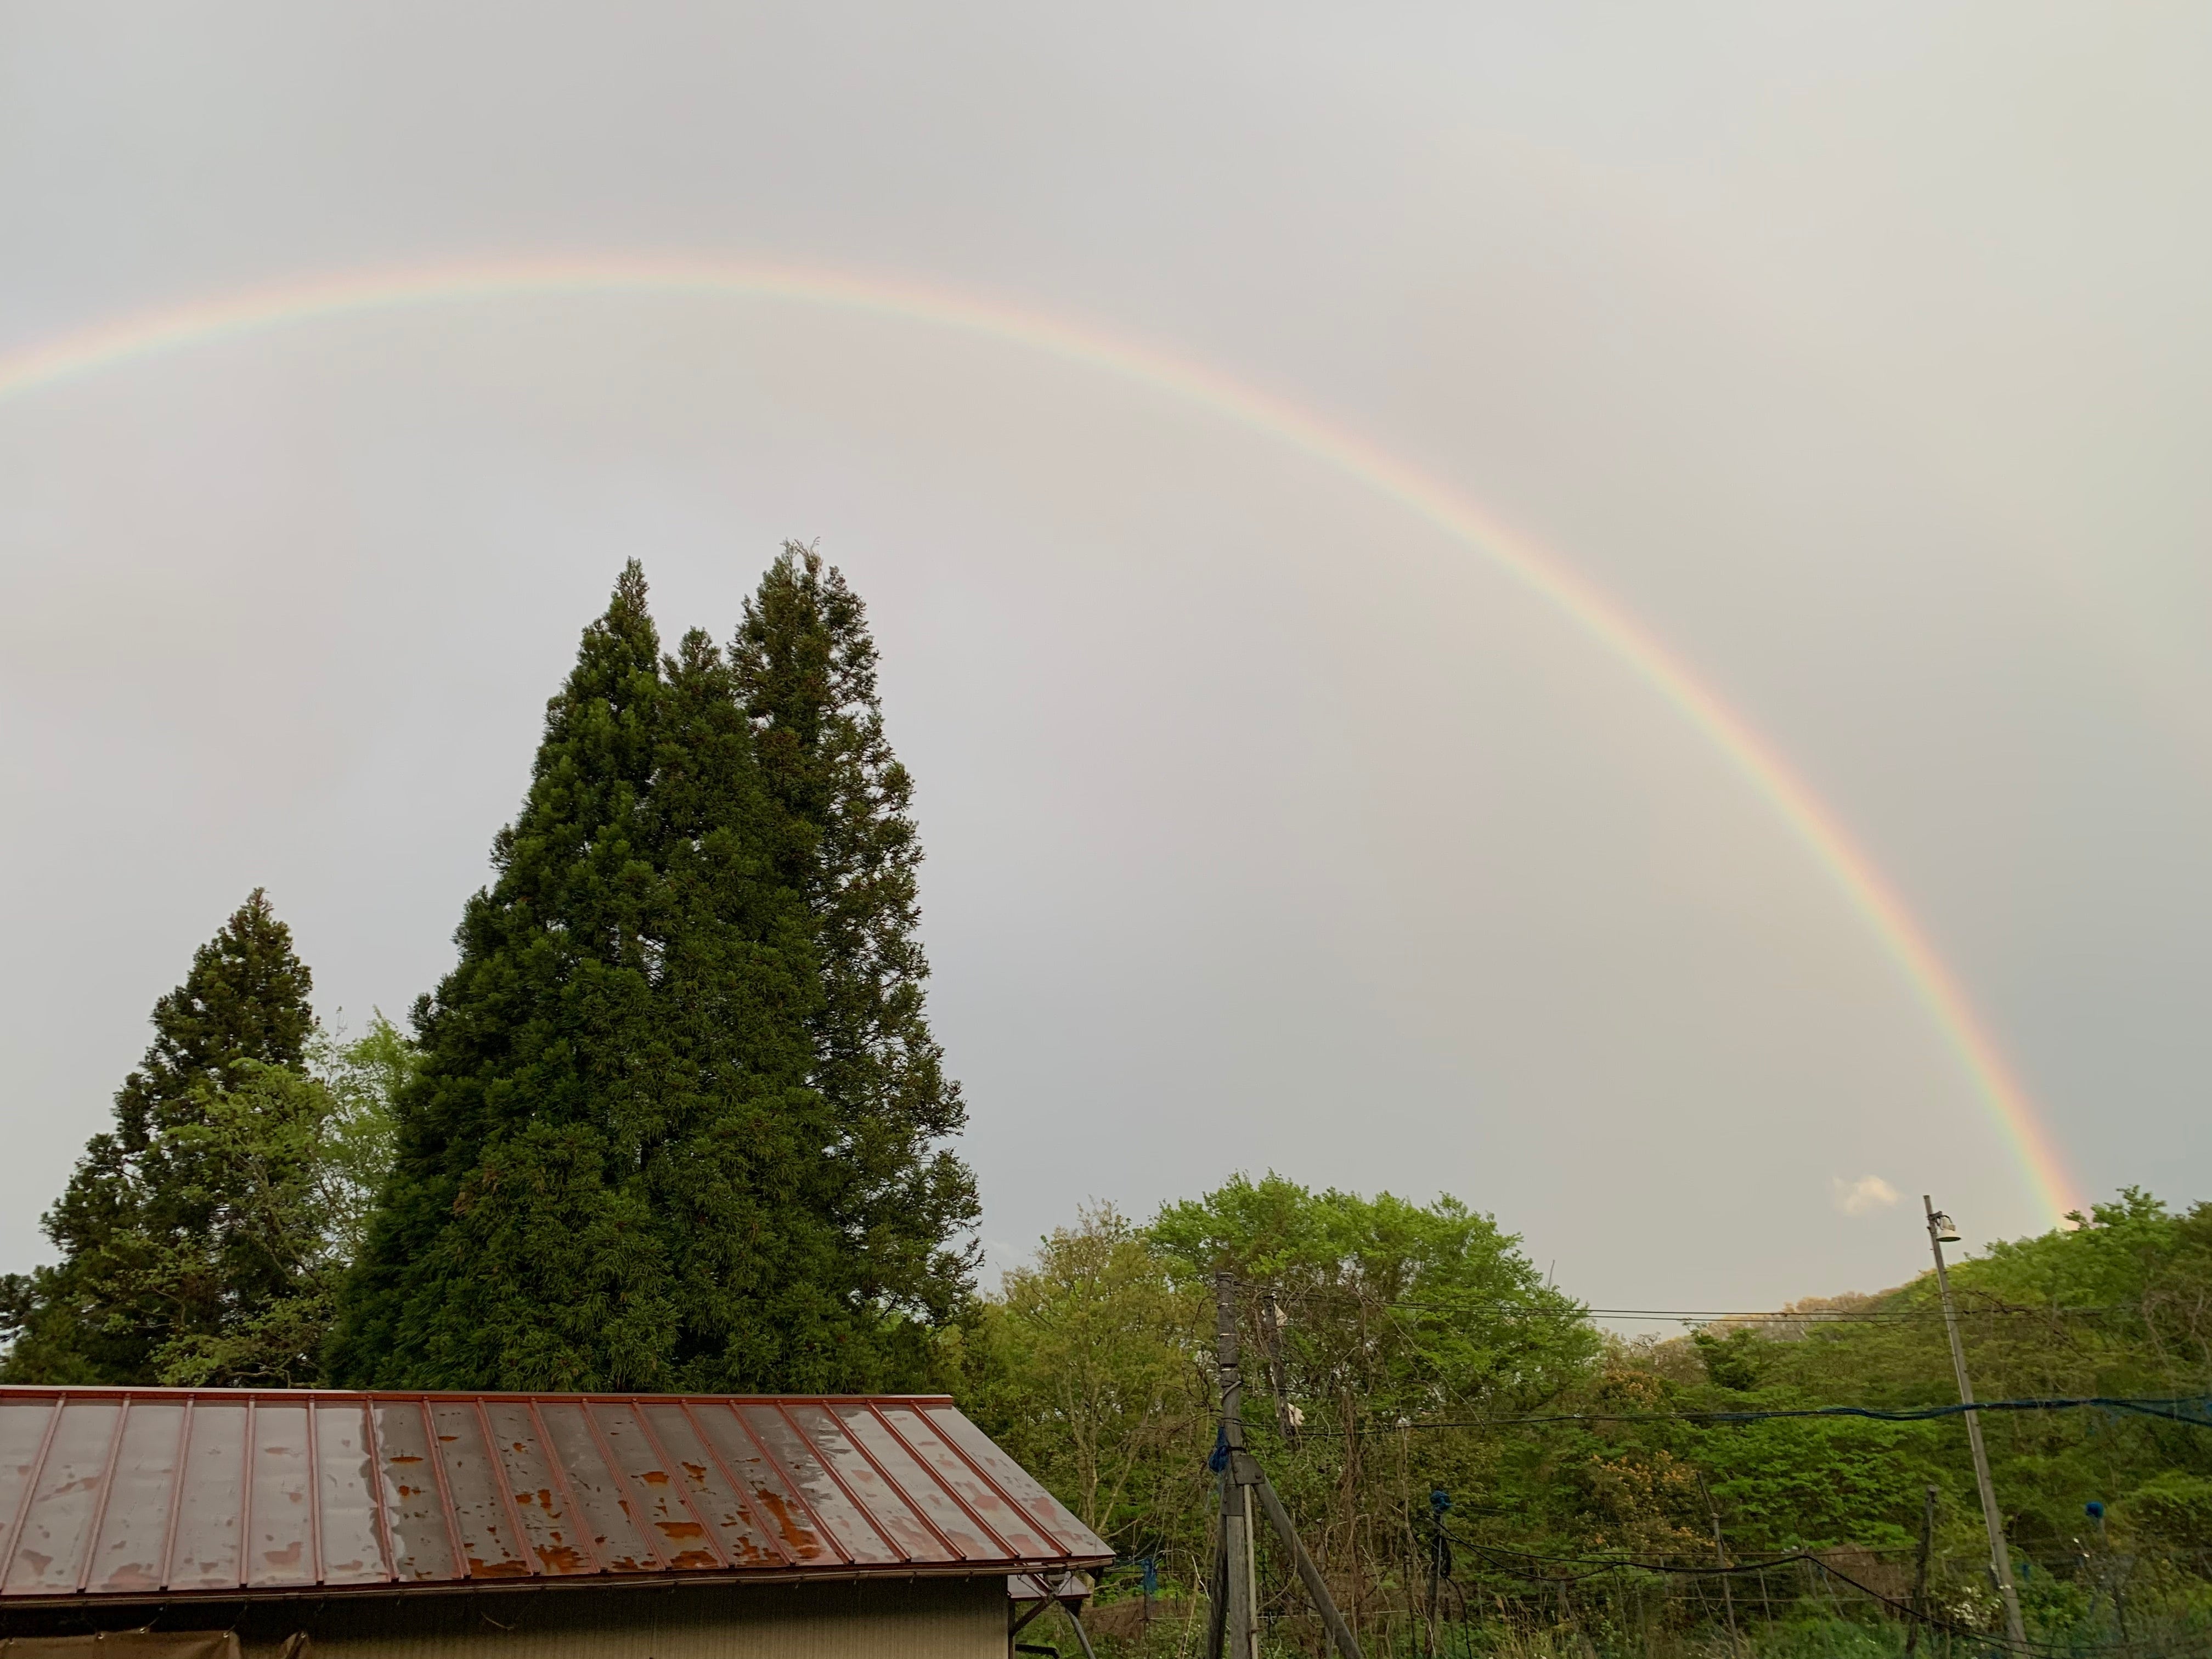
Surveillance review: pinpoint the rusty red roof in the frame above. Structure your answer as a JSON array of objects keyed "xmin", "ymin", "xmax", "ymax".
[{"xmin": 0, "ymin": 1389, "xmax": 1108, "ymax": 1604}]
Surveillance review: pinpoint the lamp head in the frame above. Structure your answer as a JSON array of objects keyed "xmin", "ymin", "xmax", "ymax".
[{"xmin": 1931, "ymin": 1211, "xmax": 1961, "ymax": 1244}]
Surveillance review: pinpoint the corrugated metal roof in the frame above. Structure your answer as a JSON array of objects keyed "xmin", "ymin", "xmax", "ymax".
[{"xmin": 0, "ymin": 1389, "xmax": 1109, "ymax": 1604}]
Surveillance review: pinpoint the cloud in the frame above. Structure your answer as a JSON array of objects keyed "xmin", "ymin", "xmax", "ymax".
[{"xmin": 1833, "ymin": 1175, "xmax": 1901, "ymax": 1217}]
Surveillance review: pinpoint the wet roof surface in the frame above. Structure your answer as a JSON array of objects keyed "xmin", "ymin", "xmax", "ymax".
[{"xmin": 0, "ymin": 1389, "xmax": 1109, "ymax": 1602}]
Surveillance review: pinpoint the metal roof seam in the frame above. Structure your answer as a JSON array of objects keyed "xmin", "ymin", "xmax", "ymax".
[
  {"xmin": 413, "ymin": 1398, "xmax": 469, "ymax": 1581},
  {"xmin": 834, "ymin": 1403, "xmax": 966, "ymax": 1562},
  {"xmin": 3, "ymin": 1396, "xmax": 65, "ymax": 1593},
  {"xmin": 670, "ymin": 1399, "xmax": 797, "ymax": 1572},
  {"xmin": 767, "ymin": 1401, "xmax": 904, "ymax": 1566},
  {"xmin": 306, "ymin": 1398, "xmax": 324, "ymax": 1587},
  {"xmin": 620, "ymin": 1397, "xmax": 731, "ymax": 1572},
  {"xmin": 574, "ymin": 1399, "xmax": 673, "ymax": 1573},
  {"xmin": 358, "ymin": 1397, "xmax": 399, "ymax": 1587},
  {"xmin": 720, "ymin": 1404, "xmax": 853, "ymax": 1570},
  {"xmin": 74, "ymin": 1396, "xmax": 130, "ymax": 1593},
  {"xmin": 155, "ymin": 1397, "xmax": 195, "ymax": 1593},
  {"xmin": 861, "ymin": 1401, "xmax": 1014, "ymax": 1561},
  {"xmin": 521, "ymin": 1397, "xmax": 607, "ymax": 1578},
  {"xmin": 470, "ymin": 1398, "xmax": 533, "ymax": 1577},
  {"xmin": 917, "ymin": 1404, "xmax": 1080, "ymax": 1558},
  {"xmin": 236, "ymin": 1397, "xmax": 257, "ymax": 1593}
]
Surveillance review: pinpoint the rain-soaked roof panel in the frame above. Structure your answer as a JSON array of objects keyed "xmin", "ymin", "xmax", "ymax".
[{"xmin": 0, "ymin": 1390, "xmax": 1109, "ymax": 1604}]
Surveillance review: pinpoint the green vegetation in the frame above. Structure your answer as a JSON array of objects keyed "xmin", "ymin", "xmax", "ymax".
[
  {"xmin": 5, "ymin": 548, "xmax": 2206, "ymax": 1656},
  {"xmin": 732, "ymin": 544, "xmax": 979, "ymax": 1333},
  {"xmin": 967, "ymin": 1180, "xmax": 2212, "ymax": 1658},
  {"xmin": 962, "ymin": 1204, "xmax": 1211, "ymax": 1542},
  {"xmin": 329, "ymin": 559, "xmax": 972, "ymax": 1390},
  {"xmin": 10, "ymin": 550, "xmax": 979, "ymax": 1393},
  {"xmin": 1, "ymin": 891, "xmax": 406, "ymax": 1385}
]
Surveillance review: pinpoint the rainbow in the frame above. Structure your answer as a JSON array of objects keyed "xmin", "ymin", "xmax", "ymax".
[{"xmin": 0, "ymin": 253, "xmax": 2084, "ymax": 1222}]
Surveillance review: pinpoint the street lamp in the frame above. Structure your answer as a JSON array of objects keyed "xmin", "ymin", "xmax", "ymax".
[{"xmin": 1925, "ymin": 1197, "xmax": 2027, "ymax": 1649}]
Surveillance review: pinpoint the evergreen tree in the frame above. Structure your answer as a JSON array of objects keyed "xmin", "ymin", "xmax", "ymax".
[
  {"xmin": 732, "ymin": 543, "xmax": 980, "ymax": 1335},
  {"xmin": 329, "ymin": 565, "xmax": 883, "ymax": 1390},
  {"xmin": 2, "ymin": 891, "xmax": 319, "ymax": 1383}
]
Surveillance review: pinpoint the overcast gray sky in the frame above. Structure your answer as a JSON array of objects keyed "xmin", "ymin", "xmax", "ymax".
[{"xmin": 3, "ymin": 4, "xmax": 2209, "ymax": 1312}]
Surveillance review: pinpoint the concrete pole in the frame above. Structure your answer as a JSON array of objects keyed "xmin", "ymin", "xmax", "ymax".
[
  {"xmin": 1695, "ymin": 1470, "xmax": 1736, "ymax": 1649},
  {"xmin": 1214, "ymin": 1273, "xmax": 1256, "ymax": 1659},
  {"xmin": 1215, "ymin": 1272, "xmax": 1365, "ymax": 1659},
  {"xmin": 1904, "ymin": 1483, "xmax": 1937, "ymax": 1657},
  {"xmin": 1924, "ymin": 1196, "xmax": 2027, "ymax": 1649}
]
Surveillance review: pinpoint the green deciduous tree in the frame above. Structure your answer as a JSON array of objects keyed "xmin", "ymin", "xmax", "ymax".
[
  {"xmin": 330, "ymin": 563, "xmax": 914, "ymax": 1392},
  {"xmin": 128, "ymin": 1032, "xmax": 406, "ymax": 1388},
  {"xmin": 961, "ymin": 1182, "xmax": 2212, "ymax": 1652},
  {"xmin": 966, "ymin": 1205, "xmax": 1211, "ymax": 1551},
  {"xmin": 1150, "ymin": 1171, "xmax": 1599, "ymax": 1418},
  {"xmin": 732, "ymin": 545, "xmax": 980, "ymax": 1334},
  {"xmin": 1676, "ymin": 1188, "xmax": 2212, "ymax": 1563},
  {"xmin": 958, "ymin": 1175, "xmax": 1596, "ymax": 1626},
  {"xmin": 2, "ymin": 895, "xmax": 404, "ymax": 1386}
]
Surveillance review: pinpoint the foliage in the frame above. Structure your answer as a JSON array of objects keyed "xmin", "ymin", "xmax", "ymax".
[
  {"xmin": 9, "ymin": 549, "xmax": 2212, "ymax": 1656},
  {"xmin": 107, "ymin": 888, "xmax": 319, "ymax": 1156},
  {"xmin": 329, "ymin": 563, "xmax": 937, "ymax": 1392},
  {"xmin": 131, "ymin": 1036, "xmax": 404, "ymax": 1387},
  {"xmin": 2128, "ymin": 1470, "xmax": 2212, "ymax": 1553},
  {"xmin": 964, "ymin": 1205, "xmax": 1211, "ymax": 1551},
  {"xmin": 732, "ymin": 543, "xmax": 980, "ymax": 1328},
  {"xmin": 1150, "ymin": 1172, "xmax": 1600, "ymax": 1420},
  {"xmin": 4, "ymin": 990, "xmax": 408, "ymax": 1384},
  {"xmin": 1652, "ymin": 1190, "xmax": 2212, "ymax": 1565},
  {"xmin": 1692, "ymin": 1328, "xmax": 1767, "ymax": 1392},
  {"xmin": 966, "ymin": 1173, "xmax": 1597, "ymax": 1637},
  {"xmin": 314, "ymin": 1012, "xmax": 417, "ymax": 1260},
  {"xmin": 2, "ymin": 892, "xmax": 326, "ymax": 1383},
  {"xmin": 974, "ymin": 1183, "xmax": 2212, "ymax": 1658}
]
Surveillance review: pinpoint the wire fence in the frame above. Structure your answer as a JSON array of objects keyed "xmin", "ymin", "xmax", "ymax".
[
  {"xmin": 1040, "ymin": 1277, "xmax": 2212, "ymax": 1659},
  {"xmin": 1072, "ymin": 1529, "xmax": 2212, "ymax": 1659}
]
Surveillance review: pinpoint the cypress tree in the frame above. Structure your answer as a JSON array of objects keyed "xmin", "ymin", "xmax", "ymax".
[
  {"xmin": 731, "ymin": 544, "xmax": 980, "ymax": 1343},
  {"xmin": 329, "ymin": 565, "xmax": 878, "ymax": 1390},
  {"xmin": 651, "ymin": 627, "xmax": 859, "ymax": 1384},
  {"xmin": 2, "ymin": 891, "xmax": 318, "ymax": 1383}
]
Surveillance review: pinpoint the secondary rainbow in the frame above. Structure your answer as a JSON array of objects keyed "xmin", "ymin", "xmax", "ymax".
[{"xmin": 0, "ymin": 254, "xmax": 2085, "ymax": 1222}]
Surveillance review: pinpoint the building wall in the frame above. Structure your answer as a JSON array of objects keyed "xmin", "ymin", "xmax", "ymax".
[{"xmin": 0, "ymin": 1579, "xmax": 1011, "ymax": 1659}]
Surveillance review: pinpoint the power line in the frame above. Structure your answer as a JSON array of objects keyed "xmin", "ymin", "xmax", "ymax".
[
  {"xmin": 1259, "ymin": 1283, "xmax": 2115, "ymax": 1323},
  {"xmin": 1360, "ymin": 1395, "xmax": 2212, "ymax": 1433}
]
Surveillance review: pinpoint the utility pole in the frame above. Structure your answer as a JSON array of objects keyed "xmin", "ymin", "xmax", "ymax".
[
  {"xmin": 1924, "ymin": 1197, "xmax": 2027, "ymax": 1649},
  {"xmin": 1211, "ymin": 1272, "xmax": 1365, "ymax": 1659},
  {"xmin": 1212, "ymin": 1274, "xmax": 1257, "ymax": 1659},
  {"xmin": 1903, "ymin": 1484, "xmax": 1938, "ymax": 1657},
  {"xmin": 1694, "ymin": 1471, "xmax": 1737, "ymax": 1650}
]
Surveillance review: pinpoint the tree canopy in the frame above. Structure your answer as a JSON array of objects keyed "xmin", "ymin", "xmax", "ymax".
[
  {"xmin": 2, "ymin": 892, "xmax": 400, "ymax": 1386},
  {"xmin": 12, "ymin": 545, "xmax": 2211, "ymax": 1657},
  {"xmin": 732, "ymin": 544, "xmax": 980, "ymax": 1334},
  {"xmin": 968, "ymin": 1181, "xmax": 2212, "ymax": 1657},
  {"xmin": 329, "ymin": 561, "xmax": 956, "ymax": 1391}
]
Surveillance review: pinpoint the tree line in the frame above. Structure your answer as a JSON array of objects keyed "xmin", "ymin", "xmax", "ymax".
[
  {"xmin": 960, "ymin": 1181, "xmax": 2212, "ymax": 1655},
  {"xmin": 6, "ymin": 545, "xmax": 2208, "ymax": 1654},
  {"xmin": 4, "ymin": 546, "xmax": 975, "ymax": 1392}
]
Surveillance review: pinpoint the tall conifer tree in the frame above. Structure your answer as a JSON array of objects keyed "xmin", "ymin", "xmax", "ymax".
[
  {"xmin": 329, "ymin": 565, "xmax": 881, "ymax": 1390},
  {"xmin": 732, "ymin": 544, "xmax": 980, "ymax": 1334},
  {"xmin": 3, "ymin": 891, "xmax": 317, "ymax": 1383}
]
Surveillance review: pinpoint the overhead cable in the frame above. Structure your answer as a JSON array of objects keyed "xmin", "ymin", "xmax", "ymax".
[{"xmin": 1366, "ymin": 1395, "xmax": 2212, "ymax": 1432}]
